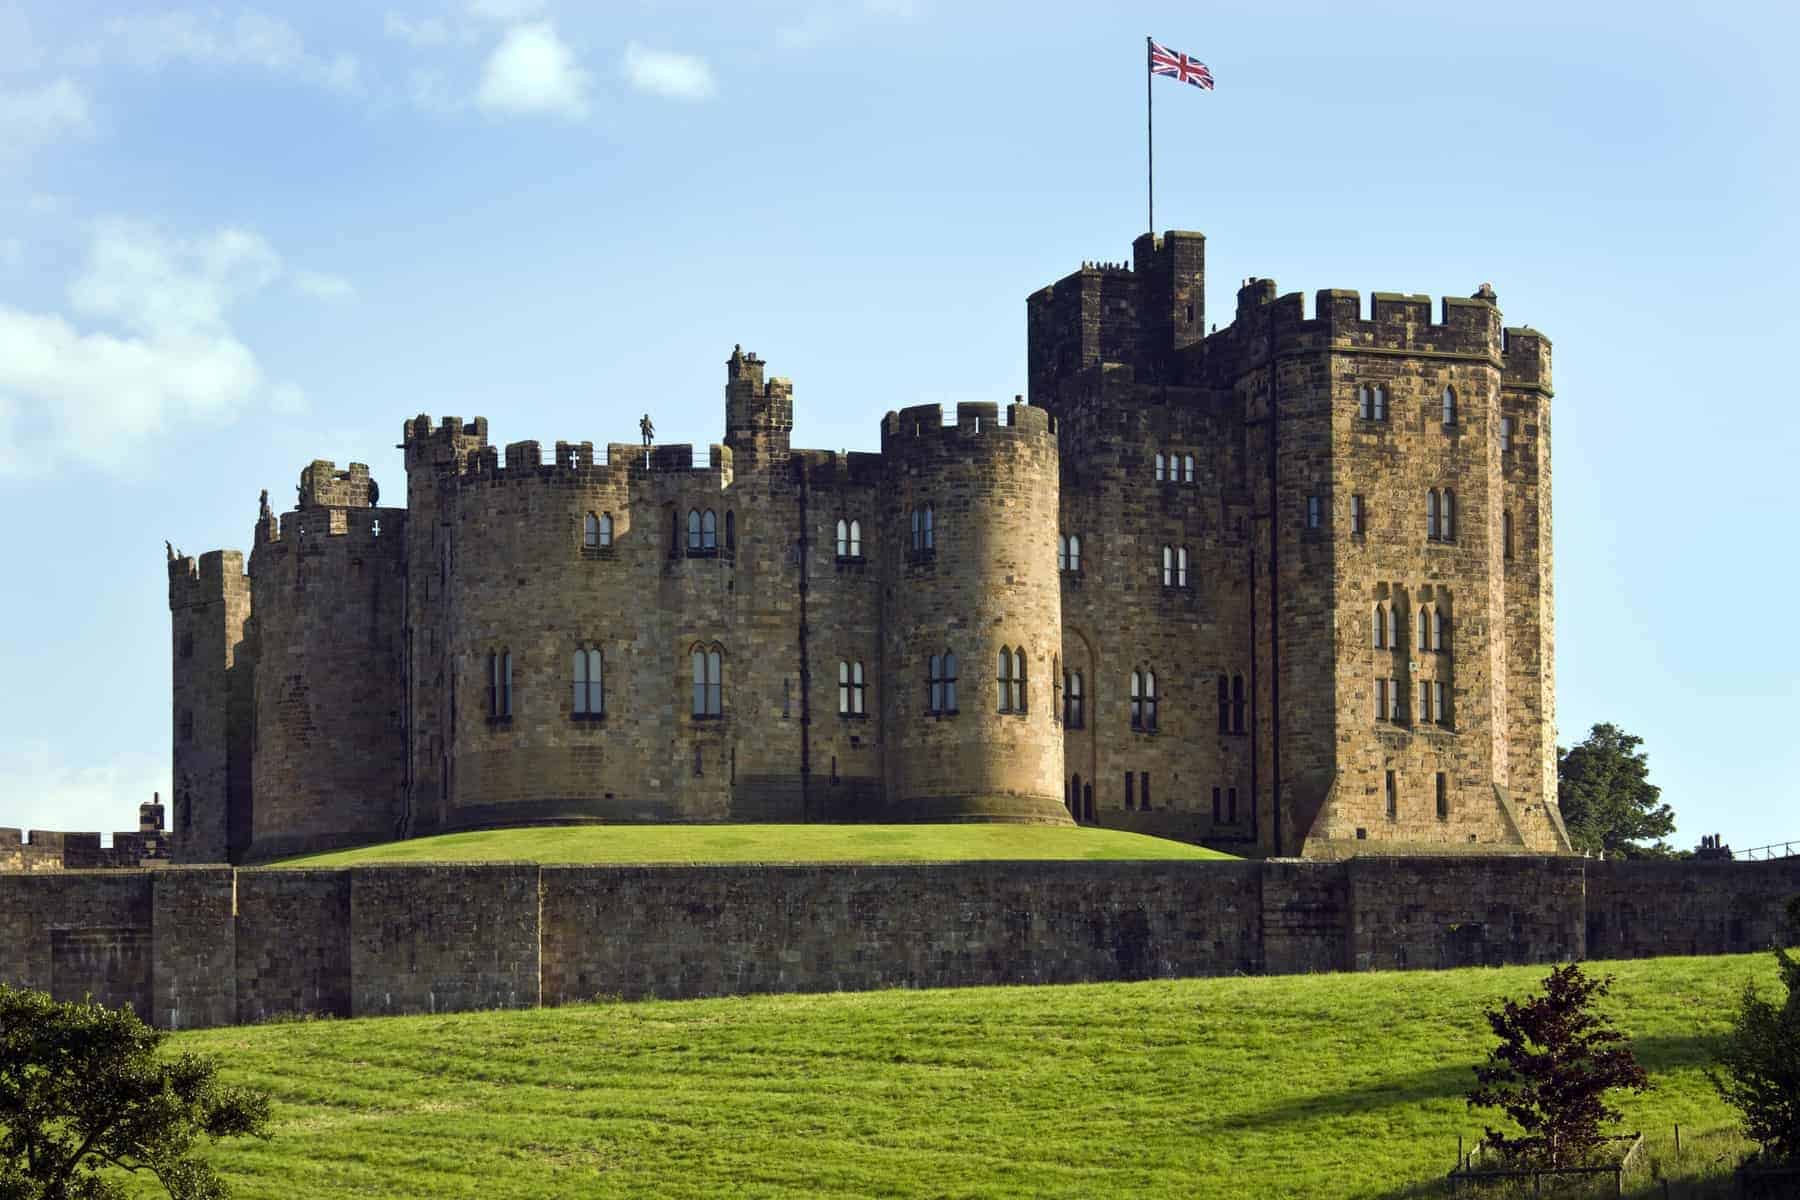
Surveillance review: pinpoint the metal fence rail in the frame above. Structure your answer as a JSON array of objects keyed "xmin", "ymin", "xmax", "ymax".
[{"xmin": 1735, "ymin": 841, "xmax": 1798, "ymax": 862}]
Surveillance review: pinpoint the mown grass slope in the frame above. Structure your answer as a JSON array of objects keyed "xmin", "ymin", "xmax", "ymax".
[
  {"xmin": 278, "ymin": 823, "xmax": 1234, "ymax": 867},
  {"xmin": 154, "ymin": 953, "xmax": 1768, "ymax": 1199}
]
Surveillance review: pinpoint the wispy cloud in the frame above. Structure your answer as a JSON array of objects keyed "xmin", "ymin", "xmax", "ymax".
[
  {"xmin": 0, "ymin": 741, "xmax": 166, "ymax": 843},
  {"xmin": 621, "ymin": 42, "xmax": 715, "ymax": 101},
  {"xmin": 777, "ymin": 0, "xmax": 921, "ymax": 51},
  {"xmin": 476, "ymin": 21, "xmax": 590, "ymax": 120},
  {"xmin": 80, "ymin": 9, "xmax": 360, "ymax": 95},
  {"xmin": 0, "ymin": 219, "xmax": 330, "ymax": 478},
  {"xmin": 293, "ymin": 269, "xmax": 355, "ymax": 302},
  {"xmin": 0, "ymin": 78, "xmax": 95, "ymax": 160}
]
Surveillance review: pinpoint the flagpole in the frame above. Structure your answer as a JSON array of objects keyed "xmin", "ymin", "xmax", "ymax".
[{"xmin": 1146, "ymin": 36, "xmax": 1154, "ymax": 238}]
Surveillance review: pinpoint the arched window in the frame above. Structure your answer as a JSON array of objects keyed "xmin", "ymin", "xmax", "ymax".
[
  {"xmin": 996, "ymin": 646, "xmax": 1024, "ymax": 713},
  {"xmin": 836, "ymin": 519, "xmax": 849, "ymax": 557},
  {"xmin": 1143, "ymin": 670, "xmax": 1158, "ymax": 732},
  {"xmin": 1183, "ymin": 454, "xmax": 1195, "ymax": 483},
  {"xmin": 1177, "ymin": 546, "xmax": 1190, "ymax": 588},
  {"xmin": 911, "ymin": 505, "xmax": 935, "ymax": 552},
  {"xmin": 1064, "ymin": 669, "xmax": 1084, "ymax": 728},
  {"xmin": 1373, "ymin": 384, "xmax": 1388, "ymax": 421},
  {"xmin": 1130, "ymin": 670, "xmax": 1142, "ymax": 729},
  {"xmin": 599, "ymin": 512, "xmax": 613, "ymax": 547},
  {"xmin": 1434, "ymin": 680, "xmax": 1448, "ymax": 726},
  {"xmin": 1442, "ymin": 385, "xmax": 1457, "ymax": 426},
  {"xmin": 1426, "ymin": 490, "xmax": 1440, "ymax": 541},
  {"xmin": 584, "ymin": 512, "xmax": 600, "ymax": 548},
  {"xmin": 1418, "ymin": 607, "xmax": 1431, "ymax": 652},
  {"xmin": 572, "ymin": 648, "xmax": 603, "ymax": 717},
  {"xmin": 691, "ymin": 645, "xmax": 722, "ymax": 717},
  {"xmin": 487, "ymin": 650, "xmax": 512, "ymax": 718},
  {"xmin": 1068, "ymin": 534, "xmax": 1081, "ymax": 571},
  {"xmin": 1357, "ymin": 384, "xmax": 1372, "ymax": 420},
  {"xmin": 1057, "ymin": 535, "xmax": 1068, "ymax": 572},
  {"xmin": 1231, "ymin": 673, "xmax": 1246, "ymax": 733},
  {"xmin": 724, "ymin": 510, "xmax": 735, "ymax": 551},
  {"xmin": 1372, "ymin": 603, "xmax": 1387, "ymax": 649},
  {"xmin": 687, "ymin": 509, "xmax": 702, "ymax": 551},
  {"xmin": 1162, "ymin": 544, "xmax": 1174, "ymax": 587},
  {"xmin": 1217, "ymin": 675, "xmax": 1230, "ymax": 733},
  {"xmin": 1432, "ymin": 607, "xmax": 1445, "ymax": 652},
  {"xmin": 701, "ymin": 509, "xmax": 718, "ymax": 551},
  {"xmin": 1441, "ymin": 489, "xmax": 1455, "ymax": 541},
  {"xmin": 849, "ymin": 519, "xmax": 861, "ymax": 557},
  {"xmin": 1155, "ymin": 452, "xmax": 1166, "ymax": 481},
  {"xmin": 1387, "ymin": 603, "xmax": 1398, "ymax": 650}
]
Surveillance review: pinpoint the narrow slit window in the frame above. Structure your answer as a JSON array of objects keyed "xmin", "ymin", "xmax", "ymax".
[
  {"xmin": 1177, "ymin": 546, "xmax": 1189, "ymax": 588},
  {"xmin": 1162, "ymin": 544, "xmax": 1174, "ymax": 587},
  {"xmin": 849, "ymin": 519, "xmax": 861, "ymax": 557},
  {"xmin": 1442, "ymin": 385, "xmax": 1457, "ymax": 426},
  {"xmin": 1436, "ymin": 772, "xmax": 1449, "ymax": 820},
  {"xmin": 1351, "ymin": 494, "xmax": 1365, "ymax": 535},
  {"xmin": 1183, "ymin": 454, "xmax": 1195, "ymax": 483},
  {"xmin": 584, "ymin": 512, "xmax": 600, "ymax": 548},
  {"xmin": 1231, "ymin": 674, "xmax": 1245, "ymax": 733},
  {"xmin": 1427, "ymin": 490, "xmax": 1440, "ymax": 541},
  {"xmin": 1385, "ymin": 770, "xmax": 1398, "ymax": 819},
  {"xmin": 702, "ymin": 509, "xmax": 718, "ymax": 551},
  {"xmin": 599, "ymin": 512, "xmax": 613, "ymax": 547},
  {"xmin": 1155, "ymin": 452, "xmax": 1165, "ymax": 482},
  {"xmin": 1217, "ymin": 675, "xmax": 1229, "ymax": 733}
]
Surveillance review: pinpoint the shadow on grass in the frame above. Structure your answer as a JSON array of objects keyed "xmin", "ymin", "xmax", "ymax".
[{"xmin": 1214, "ymin": 1033, "xmax": 1721, "ymax": 1136}]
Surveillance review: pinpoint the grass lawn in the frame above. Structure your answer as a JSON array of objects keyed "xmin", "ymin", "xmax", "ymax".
[
  {"xmin": 277, "ymin": 823, "xmax": 1235, "ymax": 867},
  {"xmin": 151, "ymin": 953, "xmax": 1770, "ymax": 1199}
]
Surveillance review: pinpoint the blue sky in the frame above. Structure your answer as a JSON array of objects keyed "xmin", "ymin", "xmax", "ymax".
[{"xmin": 1, "ymin": 0, "xmax": 1794, "ymax": 852}]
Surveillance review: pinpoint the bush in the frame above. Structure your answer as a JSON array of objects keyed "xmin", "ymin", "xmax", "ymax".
[
  {"xmin": 1711, "ymin": 945, "xmax": 1800, "ymax": 1164},
  {"xmin": 1468, "ymin": 963, "xmax": 1651, "ymax": 1167},
  {"xmin": 0, "ymin": 985, "xmax": 270, "ymax": 1199}
]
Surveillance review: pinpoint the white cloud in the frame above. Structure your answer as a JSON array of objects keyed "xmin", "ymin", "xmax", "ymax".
[
  {"xmin": 293, "ymin": 269, "xmax": 354, "ymax": 301},
  {"xmin": 0, "ymin": 78, "xmax": 95, "ymax": 159},
  {"xmin": 90, "ymin": 9, "xmax": 360, "ymax": 94},
  {"xmin": 0, "ymin": 742, "xmax": 166, "ymax": 843},
  {"xmin": 0, "ymin": 220, "xmax": 313, "ymax": 478},
  {"xmin": 621, "ymin": 42, "xmax": 715, "ymax": 101},
  {"xmin": 384, "ymin": 12, "xmax": 465, "ymax": 48},
  {"xmin": 466, "ymin": 0, "xmax": 547, "ymax": 23},
  {"xmin": 477, "ymin": 22, "xmax": 590, "ymax": 119}
]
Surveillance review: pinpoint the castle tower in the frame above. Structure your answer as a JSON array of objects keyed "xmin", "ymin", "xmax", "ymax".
[
  {"xmin": 167, "ymin": 548, "xmax": 253, "ymax": 863},
  {"xmin": 878, "ymin": 401, "xmax": 1070, "ymax": 823},
  {"xmin": 400, "ymin": 416, "xmax": 488, "ymax": 837},
  {"xmin": 723, "ymin": 345, "xmax": 793, "ymax": 467},
  {"xmin": 245, "ymin": 461, "xmax": 408, "ymax": 859}
]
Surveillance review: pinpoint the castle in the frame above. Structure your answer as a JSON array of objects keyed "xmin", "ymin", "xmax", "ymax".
[{"xmin": 167, "ymin": 230, "xmax": 1569, "ymax": 864}]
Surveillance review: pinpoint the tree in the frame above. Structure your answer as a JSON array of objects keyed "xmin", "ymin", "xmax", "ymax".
[
  {"xmin": 1711, "ymin": 943, "xmax": 1800, "ymax": 1163},
  {"xmin": 0, "ymin": 985, "xmax": 270, "ymax": 1200},
  {"xmin": 1468, "ymin": 964, "xmax": 1651, "ymax": 1167},
  {"xmin": 1557, "ymin": 723, "xmax": 1676, "ymax": 858}
]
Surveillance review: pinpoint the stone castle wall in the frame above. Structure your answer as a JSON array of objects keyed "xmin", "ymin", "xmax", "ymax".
[
  {"xmin": 170, "ymin": 228, "xmax": 1565, "ymax": 861},
  {"xmin": 3, "ymin": 856, "xmax": 1793, "ymax": 1029}
]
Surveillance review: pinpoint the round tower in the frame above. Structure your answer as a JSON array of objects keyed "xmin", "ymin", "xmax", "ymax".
[
  {"xmin": 246, "ymin": 463, "xmax": 408, "ymax": 859},
  {"xmin": 879, "ymin": 400, "xmax": 1069, "ymax": 823}
]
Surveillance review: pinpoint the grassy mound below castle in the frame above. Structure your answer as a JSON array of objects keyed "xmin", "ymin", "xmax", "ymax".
[
  {"xmin": 278, "ymin": 823, "xmax": 1234, "ymax": 867},
  {"xmin": 152, "ymin": 953, "xmax": 1765, "ymax": 1199}
]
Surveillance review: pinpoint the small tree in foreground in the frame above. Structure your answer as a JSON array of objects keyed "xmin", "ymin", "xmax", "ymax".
[
  {"xmin": 0, "ymin": 984, "xmax": 270, "ymax": 1200},
  {"xmin": 1468, "ymin": 964, "xmax": 1651, "ymax": 1167},
  {"xmin": 1711, "ymin": 941, "xmax": 1800, "ymax": 1164}
]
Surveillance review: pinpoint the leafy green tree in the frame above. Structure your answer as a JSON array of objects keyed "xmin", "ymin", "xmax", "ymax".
[
  {"xmin": 1557, "ymin": 723, "xmax": 1676, "ymax": 857},
  {"xmin": 1712, "ymin": 942, "xmax": 1800, "ymax": 1163},
  {"xmin": 0, "ymin": 985, "xmax": 270, "ymax": 1200},
  {"xmin": 1468, "ymin": 964, "xmax": 1651, "ymax": 1167}
]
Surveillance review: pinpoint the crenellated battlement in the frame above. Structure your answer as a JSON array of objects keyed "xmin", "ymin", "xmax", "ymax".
[
  {"xmin": 879, "ymin": 400, "xmax": 1054, "ymax": 454},
  {"xmin": 1230, "ymin": 279, "xmax": 1504, "ymax": 359},
  {"xmin": 261, "ymin": 506, "xmax": 406, "ymax": 558},
  {"xmin": 168, "ymin": 549, "xmax": 247, "ymax": 610},
  {"xmin": 299, "ymin": 460, "xmax": 377, "ymax": 509},
  {"xmin": 402, "ymin": 414, "xmax": 490, "ymax": 472},
  {"xmin": 1502, "ymin": 327, "xmax": 1553, "ymax": 393},
  {"xmin": 795, "ymin": 448, "xmax": 885, "ymax": 488}
]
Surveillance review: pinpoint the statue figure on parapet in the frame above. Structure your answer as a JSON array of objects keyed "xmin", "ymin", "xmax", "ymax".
[
  {"xmin": 640, "ymin": 413, "xmax": 655, "ymax": 448},
  {"xmin": 259, "ymin": 489, "xmax": 271, "ymax": 521}
]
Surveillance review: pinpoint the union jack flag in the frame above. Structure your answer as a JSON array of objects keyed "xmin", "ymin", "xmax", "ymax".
[{"xmin": 1150, "ymin": 40, "xmax": 1214, "ymax": 90}]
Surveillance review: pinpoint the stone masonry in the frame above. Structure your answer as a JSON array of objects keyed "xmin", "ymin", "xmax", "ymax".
[
  {"xmin": 168, "ymin": 228, "xmax": 1568, "ymax": 861},
  {"xmin": 2, "ymin": 856, "xmax": 1794, "ymax": 1030}
]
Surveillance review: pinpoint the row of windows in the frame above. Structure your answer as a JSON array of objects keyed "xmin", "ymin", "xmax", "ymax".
[
  {"xmin": 1384, "ymin": 769, "xmax": 1452, "ymax": 821},
  {"xmin": 681, "ymin": 509, "xmax": 735, "ymax": 554},
  {"xmin": 467, "ymin": 648, "xmax": 1246, "ymax": 732},
  {"xmin": 910, "ymin": 506, "xmax": 935, "ymax": 554},
  {"xmin": 1161, "ymin": 545, "xmax": 1190, "ymax": 588},
  {"xmin": 1153, "ymin": 452, "xmax": 1198, "ymax": 483},
  {"xmin": 1371, "ymin": 602, "xmax": 1451, "ymax": 653},
  {"xmin": 1372, "ymin": 677, "xmax": 1452, "ymax": 727}
]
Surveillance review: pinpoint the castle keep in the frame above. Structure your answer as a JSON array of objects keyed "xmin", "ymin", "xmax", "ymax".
[{"xmin": 168, "ymin": 231, "xmax": 1569, "ymax": 863}]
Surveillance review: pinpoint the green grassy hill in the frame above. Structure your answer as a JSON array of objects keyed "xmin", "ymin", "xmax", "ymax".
[
  {"xmin": 278, "ymin": 823, "xmax": 1234, "ymax": 867},
  {"xmin": 156, "ymin": 953, "xmax": 1768, "ymax": 1199}
]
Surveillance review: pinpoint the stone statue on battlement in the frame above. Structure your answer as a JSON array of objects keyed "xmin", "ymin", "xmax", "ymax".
[{"xmin": 640, "ymin": 413, "xmax": 655, "ymax": 447}]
